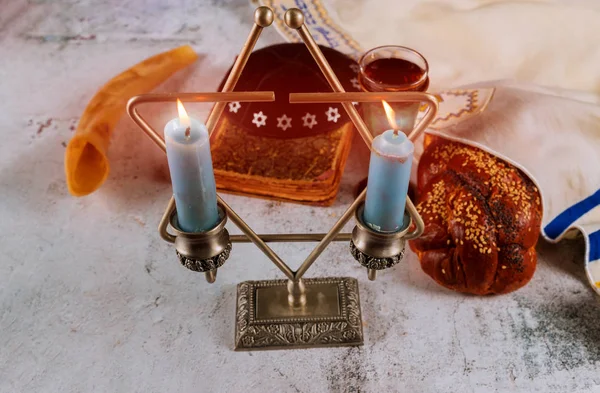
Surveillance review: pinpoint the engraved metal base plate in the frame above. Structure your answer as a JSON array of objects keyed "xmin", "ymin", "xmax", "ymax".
[{"xmin": 235, "ymin": 277, "xmax": 363, "ymax": 350}]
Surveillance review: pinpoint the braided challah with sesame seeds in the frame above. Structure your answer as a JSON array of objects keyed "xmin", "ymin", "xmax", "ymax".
[{"xmin": 409, "ymin": 136, "xmax": 542, "ymax": 295}]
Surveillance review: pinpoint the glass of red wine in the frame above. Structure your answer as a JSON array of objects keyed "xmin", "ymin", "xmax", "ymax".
[{"xmin": 358, "ymin": 45, "xmax": 429, "ymax": 137}]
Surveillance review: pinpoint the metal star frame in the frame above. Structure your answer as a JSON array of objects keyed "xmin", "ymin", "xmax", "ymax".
[{"xmin": 127, "ymin": 7, "xmax": 438, "ymax": 351}]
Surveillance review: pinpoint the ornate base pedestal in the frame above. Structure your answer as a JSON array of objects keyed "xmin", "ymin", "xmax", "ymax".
[{"xmin": 234, "ymin": 277, "xmax": 363, "ymax": 350}]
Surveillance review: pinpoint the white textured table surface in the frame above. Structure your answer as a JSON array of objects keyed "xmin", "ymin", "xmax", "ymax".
[{"xmin": 1, "ymin": 1, "xmax": 600, "ymax": 392}]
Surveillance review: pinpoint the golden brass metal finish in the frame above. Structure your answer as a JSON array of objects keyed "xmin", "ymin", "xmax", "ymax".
[
  {"xmin": 286, "ymin": 279, "xmax": 307, "ymax": 308},
  {"xmin": 367, "ymin": 269, "xmax": 377, "ymax": 281},
  {"xmin": 126, "ymin": 11, "xmax": 298, "ymax": 282},
  {"xmin": 283, "ymin": 8, "xmax": 305, "ymax": 29},
  {"xmin": 175, "ymin": 239, "xmax": 231, "ymax": 278},
  {"xmin": 126, "ymin": 7, "xmax": 438, "ymax": 351},
  {"xmin": 170, "ymin": 204, "xmax": 230, "ymax": 260},
  {"xmin": 294, "ymin": 188, "xmax": 366, "ymax": 280},
  {"xmin": 235, "ymin": 277, "xmax": 363, "ymax": 350},
  {"xmin": 229, "ymin": 233, "xmax": 352, "ymax": 243},
  {"xmin": 205, "ymin": 270, "xmax": 217, "ymax": 283},
  {"xmin": 352, "ymin": 204, "xmax": 409, "ymax": 259},
  {"xmin": 166, "ymin": 204, "xmax": 232, "ymax": 281},
  {"xmin": 158, "ymin": 197, "xmax": 176, "ymax": 244},
  {"xmin": 129, "ymin": 91, "xmax": 275, "ymax": 104},
  {"xmin": 284, "ymin": 8, "xmax": 374, "ymax": 149},
  {"xmin": 126, "ymin": 92, "xmax": 275, "ymax": 154},
  {"xmin": 284, "ymin": 18, "xmax": 435, "ymax": 280},
  {"xmin": 205, "ymin": 20, "xmax": 268, "ymax": 135},
  {"xmin": 349, "ymin": 200, "xmax": 424, "ymax": 279},
  {"xmin": 258, "ymin": 281, "xmax": 337, "ymax": 320},
  {"xmin": 202, "ymin": 13, "xmax": 298, "ymax": 281},
  {"xmin": 289, "ymin": 91, "xmax": 440, "ymax": 145},
  {"xmin": 404, "ymin": 197, "xmax": 425, "ymax": 240},
  {"xmin": 129, "ymin": 91, "xmax": 296, "ymax": 281},
  {"xmin": 290, "ymin": 91, "xmax": 437, "ymax": 103},
  {"xmin": 126, "ymin": 81, "xmax": 297, "ymax": 279},
  {"xmin": 221, "ymin": 199, "xmax": 295, "ymax": 280},
  {"xmin": 254, "ymin": 6, "xmax": 274, "ymax": 27}
]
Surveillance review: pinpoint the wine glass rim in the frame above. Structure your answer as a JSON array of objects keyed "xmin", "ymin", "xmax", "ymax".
[{"xmin": 358, "ymin": 45, "xmax": 429, "ymax": 90}]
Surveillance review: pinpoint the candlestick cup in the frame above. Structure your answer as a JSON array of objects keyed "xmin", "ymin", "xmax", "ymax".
[
  {"xmin": 166, "ymin": 202, "xmax": 232, "ymax": 283},
  {"xmin": 350, "ymin": 200, "xmax": 424, "ymax": 281}
]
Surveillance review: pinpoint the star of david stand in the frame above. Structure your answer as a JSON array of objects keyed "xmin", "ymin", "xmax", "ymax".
[{"xmin": 127, "ymin": 7, "xmax": 438, "ymax": 350}]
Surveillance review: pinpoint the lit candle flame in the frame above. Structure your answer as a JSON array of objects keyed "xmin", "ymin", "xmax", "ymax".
[
  {"xmin": 382, "ymin": 100, "xmax": 398, "ymax": 132},
  {"xmin": 177, "ymin": 99, "xmax": 191, "ymax": 130}
]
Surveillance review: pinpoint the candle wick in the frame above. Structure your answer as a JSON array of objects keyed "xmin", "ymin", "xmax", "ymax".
[
  {"xmin": 185, "ymin": 127, "xmax": 191, "ymax": 138},
  {"xmin": 392, "ymin": 129, "xmax": 399, "ymax": 138}
]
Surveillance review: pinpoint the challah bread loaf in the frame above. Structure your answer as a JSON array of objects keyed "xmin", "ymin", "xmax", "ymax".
[{"xmin": 409, "ymin": 136, "xmax": 542, "ymax": 295}]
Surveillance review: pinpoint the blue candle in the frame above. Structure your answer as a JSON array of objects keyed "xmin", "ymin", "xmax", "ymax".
[
  {"xmin": 363, "ymin": 128, "xmax": 414, "ymax": 233},
  {"xmin": 164, "ymin": 100, "xmax": 219, "ymax": 232}
]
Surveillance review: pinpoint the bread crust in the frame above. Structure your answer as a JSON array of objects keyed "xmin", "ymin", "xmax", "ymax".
[{"xmin": 409, "ymin": 137, "xmax": 542, "ymax": 295}]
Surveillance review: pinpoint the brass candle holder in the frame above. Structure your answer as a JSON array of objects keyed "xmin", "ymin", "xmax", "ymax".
[{"xmin": 126, "ymin": 7, "xmax": 438, "ymax": 351}]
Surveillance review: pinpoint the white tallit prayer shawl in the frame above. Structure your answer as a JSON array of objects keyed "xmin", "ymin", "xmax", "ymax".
[{"xmin": 260, "ymin": 0, "xmax": 600, "ymax": 294}]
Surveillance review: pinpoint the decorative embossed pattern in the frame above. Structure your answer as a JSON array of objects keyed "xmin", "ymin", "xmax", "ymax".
[
  {"xmin": 349, "ymin": 241, "xmax": 405, "ymax": 270},
  {"xmin": 176, "ymin": 241, "xmax": 232, "ymax": 272},
  {"xmin": 235, "ymin": 277, "xmax": 363, "ymax": 350}
]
